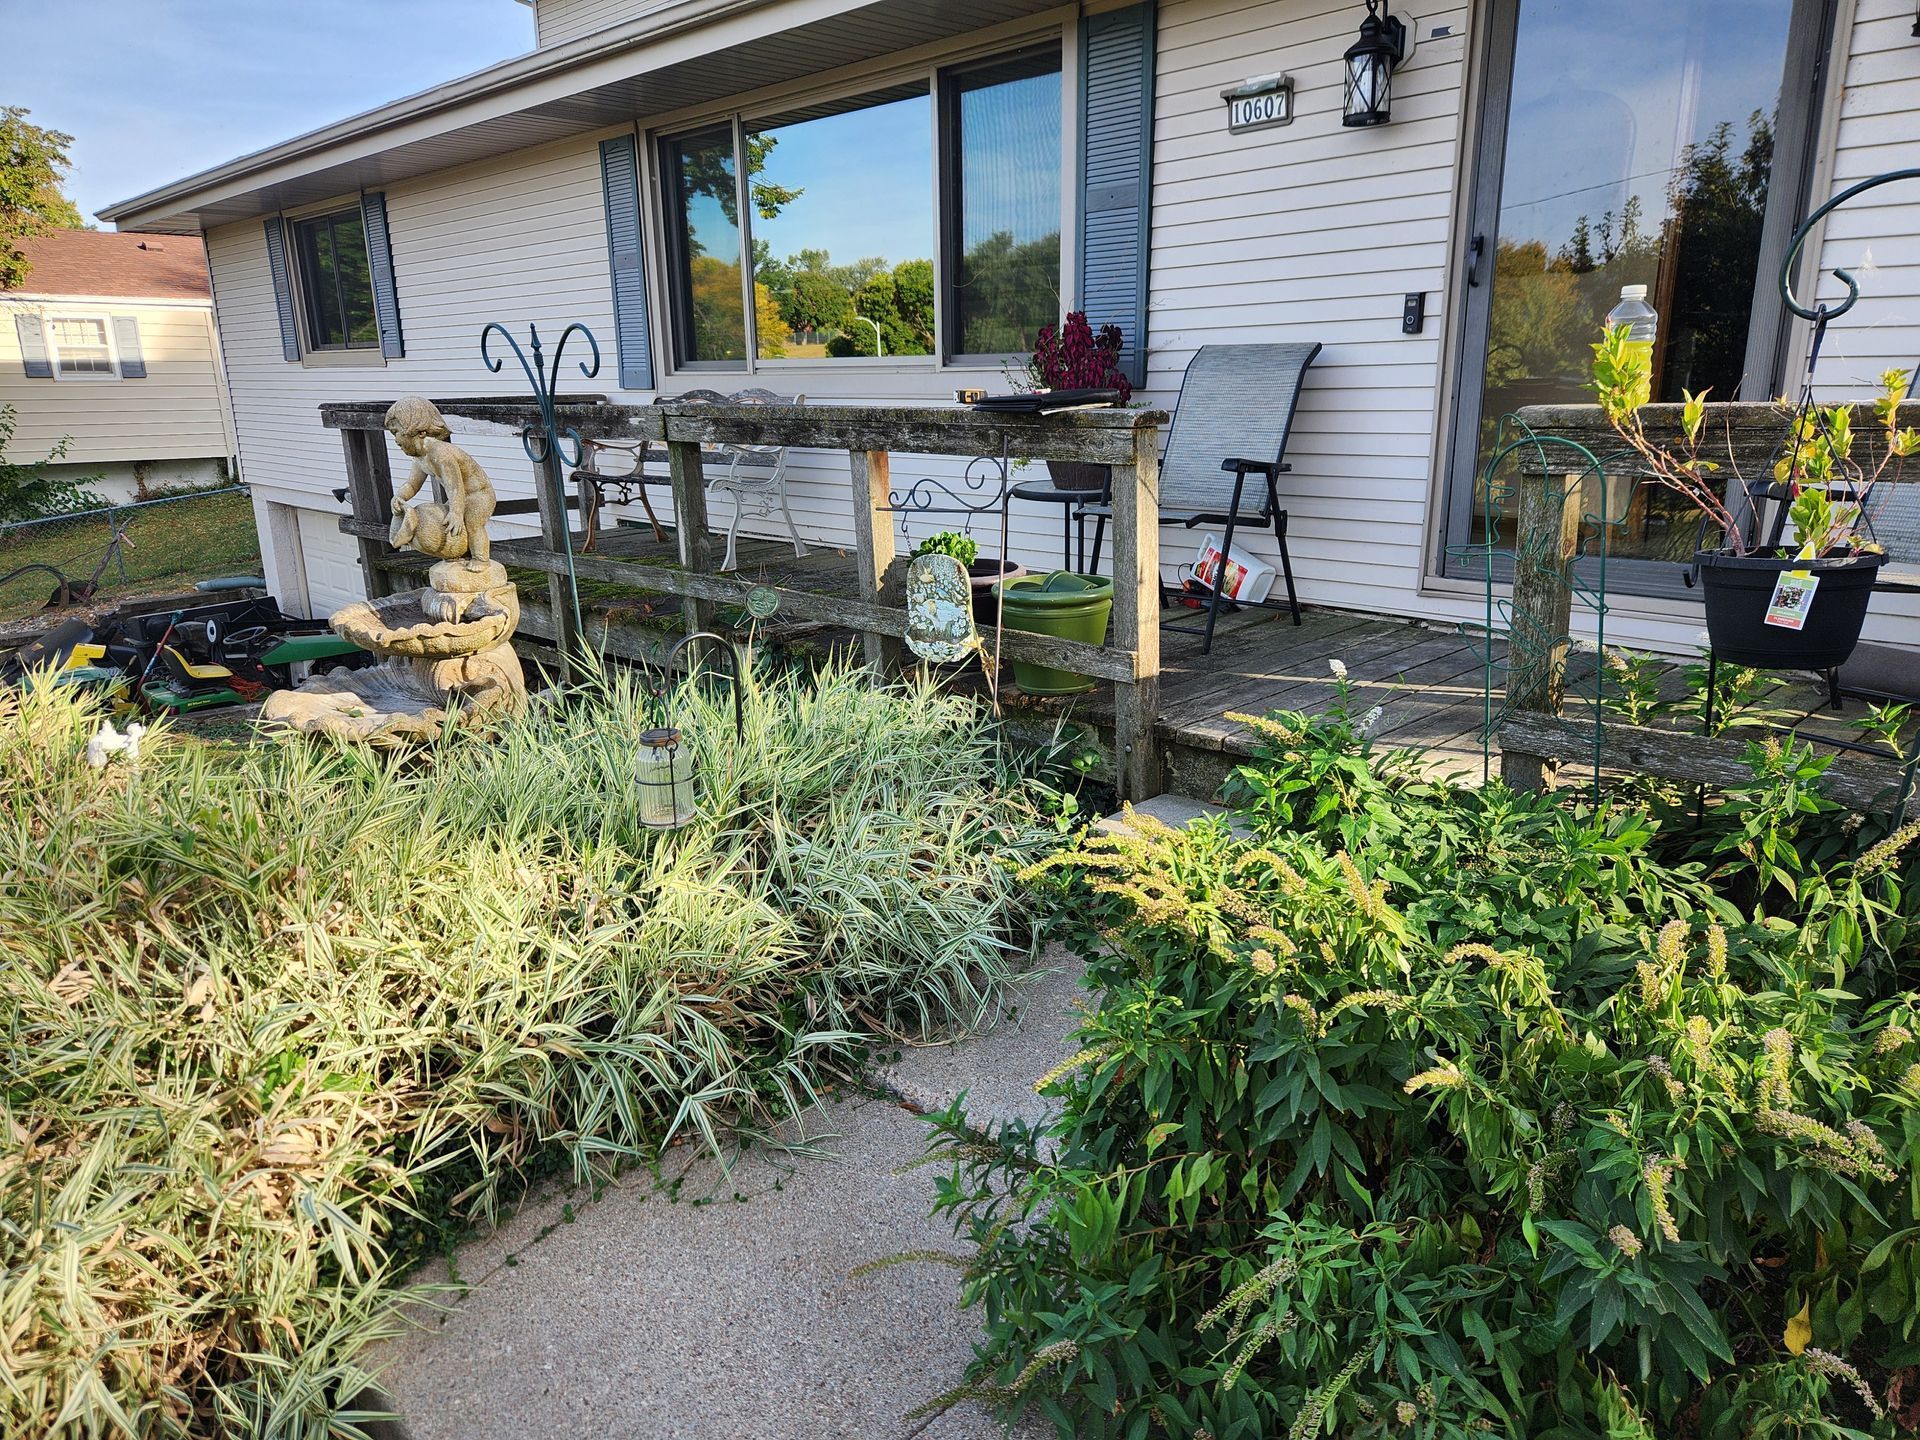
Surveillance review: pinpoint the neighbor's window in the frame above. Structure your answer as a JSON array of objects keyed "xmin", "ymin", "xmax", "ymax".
[
  {"xmin": 747, "ymin": 86, "xmax": 935, "ymax": 360},
  {"xmin": 291, "ymin": 207, "xmax": 379, "ymax": 351},
  {"xmin": 944, "ymin": 49, "xmax": 1063, "ymax": 357},
  {"xmin": 660, "ymin": 44, "xmax": 1061, "ymax": 369},
  {"xmin": 49, "ymin": 317, "xmax": 115, "ymax": 377}
]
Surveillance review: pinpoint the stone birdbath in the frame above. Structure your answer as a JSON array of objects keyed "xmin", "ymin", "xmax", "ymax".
[{"xmin": 262, "ymin": 396, "xmax": 528, "ymax": 746}]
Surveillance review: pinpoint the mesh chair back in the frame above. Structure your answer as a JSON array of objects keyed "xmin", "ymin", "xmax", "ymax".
[{"xmin": 1158, "ymin": 343, "xmax": 1321, "ymax": 517}]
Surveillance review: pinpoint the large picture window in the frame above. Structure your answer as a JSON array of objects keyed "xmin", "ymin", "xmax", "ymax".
[
  {"xmin": 659, "ymin": 43, "xmax": 1061, "ymax": 370},
  {"xmin": 748, "ymin": 86, "xmax": 934, "ymax": 360},
  {"xmin": 291, "ymin": 208, "xmax": 378, "ymax": 351}
]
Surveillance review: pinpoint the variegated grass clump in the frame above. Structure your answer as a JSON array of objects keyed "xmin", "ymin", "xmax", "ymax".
[{"xmin": 1, "ymin": 657, "xmax": 1046, "ymax": 1437}]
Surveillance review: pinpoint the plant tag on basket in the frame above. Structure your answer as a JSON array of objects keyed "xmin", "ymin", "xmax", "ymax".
[{"xmin": 1764, "ymin": 566, "xmax": 1820, "ymax": 631}]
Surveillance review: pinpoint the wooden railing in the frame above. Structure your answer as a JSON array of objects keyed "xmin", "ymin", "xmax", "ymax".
[
  {"xmin": 1494, "ymin": 401, "xmax": 1912, "ymax": 809},
  {"xmin": 320, "ymin": 397, "xmax": 1171, "ymax": 798}
]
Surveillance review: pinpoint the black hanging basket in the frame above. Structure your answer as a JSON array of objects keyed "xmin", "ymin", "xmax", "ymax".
[{"xmin": 1694, "ymin": 547, "xmax": 1887, "ymax": 670}]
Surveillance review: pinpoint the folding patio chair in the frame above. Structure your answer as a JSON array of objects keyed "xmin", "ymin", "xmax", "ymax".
[{"xmin": 1087, "ymin": 341, "xmax": 1321, "ymax": 654}]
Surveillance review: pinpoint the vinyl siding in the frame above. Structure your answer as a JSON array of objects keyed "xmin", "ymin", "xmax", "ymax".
[
  {"xmin": 535, "ymin": 0, "xmax": 658, "ymax": 46},
  {"xmin": 1144, "ymin": 0, "xmax": 1470, "ymax": 627},
  {"xmin": 205, "ymin": 132, "xmax": 623, "ymax": 613},
  {"xmin": 0, "ymin": 297, "xmax": 233, "ymax": 466},
  {"xmin": 1810, "ymin": 0, "xmax": 1920, "ymax": 398},
  {"xmin": 205, "ymin": 109, "xmax": 1091, "ymax": 613}
]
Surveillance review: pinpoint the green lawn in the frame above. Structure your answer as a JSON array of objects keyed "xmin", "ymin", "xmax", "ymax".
[{"xmin": 0, "ymin": 489, "xmax": 262, "ymax": 623}]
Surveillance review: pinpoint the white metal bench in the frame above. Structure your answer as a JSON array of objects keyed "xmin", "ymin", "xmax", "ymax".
[{"xmin": 572, "ymin": 388, "xmax": 807, "ymax": 571}]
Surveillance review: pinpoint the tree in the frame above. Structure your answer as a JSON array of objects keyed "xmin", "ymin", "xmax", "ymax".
[
  {"xmin": 1, "ymin": 108, "xmax": 84, "ymax": 289},
  {"xmin": 678, "ymin": 132, "xmax": 801, "ymax": 235},
  {"xmin": 753, "ymin": 282, "xmax": 787, "ymax": 358},
  {"xmin": 826, "ymin": 259, "xmax": 936, "ymax": 357},
  {"xmin": 780, "ymin": 270, "xmax": 853, "ymax": 337}
]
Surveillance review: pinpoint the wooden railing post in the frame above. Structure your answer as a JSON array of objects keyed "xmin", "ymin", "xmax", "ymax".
[
  {"xmin": 666, "ymin": 434, "xmax": 714, "ymax": 636},
  {"xmin": 1500, "ymin": 468, "xmax": 1581, "ymax": 791},
  {"xmin": 1110, "ymin": 420, "xmax": 1163, "ymax": 800},
  {"xmin": 341, "ymin": 427, "xmax": 397, "ymax": 600},
  {"xmin": 533, "ymin": 449, "xmax": 582, "ymax": 671},
  {"xmin": 847, "ymin": 448, "xmax": 900, "ymax": 671}
]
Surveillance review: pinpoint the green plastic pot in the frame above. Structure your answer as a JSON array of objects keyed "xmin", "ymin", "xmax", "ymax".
[{"xmin": 994, "ymin": 570, "xmax": 1114, "ymax": 695}]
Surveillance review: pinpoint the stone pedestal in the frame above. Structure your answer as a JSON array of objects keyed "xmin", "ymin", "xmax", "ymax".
[{"xmin": 262, "ymin": 560, "xmax": 527, "ymax": 747}]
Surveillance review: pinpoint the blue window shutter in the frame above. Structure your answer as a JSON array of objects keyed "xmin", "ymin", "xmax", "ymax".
[
  {"xmin": 1079, "ymin": 1, "xmax": 1155, "ymax": 388},
  {"xmin": 14, "ymin": 313, "xmax": 53, "ymax": 378},
  {"xmin": 599, "ymin": 134, "xmax": 654, "ymax": 391},
  {"xmin": 263, "ymin": 217, "xmax": 301, "ymax": 361},
  {"xmin": 111, "ymin": 316, "xmax": 146, "ymax": 378},
  {"xmin": 359, "ymin": 191, "xmax": 405, "ymax": 359}
]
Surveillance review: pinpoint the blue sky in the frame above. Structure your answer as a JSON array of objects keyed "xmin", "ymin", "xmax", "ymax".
[{"xmin": 7, "ymin": 0, "xmax": 536, "ymax": 222}]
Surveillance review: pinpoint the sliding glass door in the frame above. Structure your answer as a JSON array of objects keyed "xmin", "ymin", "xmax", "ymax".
[{"xmin": 1442, "ymin": 0, "xmax": 1835, "ymax": 582}]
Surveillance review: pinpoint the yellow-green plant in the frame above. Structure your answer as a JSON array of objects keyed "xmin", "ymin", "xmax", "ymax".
[
  {"xmin": 0, "ymin": 658, "xmax": 1048, "ymax": 1436},
  {"xmin": 924, "ymin": 705, "xmax": 1920, "ymax": 1439},
  {"xmin": 1592, "ymin": 324, "xmax": 1918, "ymax": 556}
]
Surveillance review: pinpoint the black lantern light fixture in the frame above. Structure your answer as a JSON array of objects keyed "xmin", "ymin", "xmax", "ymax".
[
  {"xmin": 1343, "ymin": 0, "xmax": 1410, "ymax": 128},
  {"xmin": 635, "ymin": 631, "xmax": 746, "ymax": 831}
]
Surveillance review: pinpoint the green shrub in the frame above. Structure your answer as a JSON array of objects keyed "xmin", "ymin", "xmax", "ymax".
[
  {"xmin": 912, "ymin": 530, "xmax": 980, "ymax": 568},
  {"xmin": 925, "ymin": 706, "xmax": 1920, "ymax": 1439},
  {"xmin": 0, "ymin": 659, "xmax": 1048, "ymax": 1436}
]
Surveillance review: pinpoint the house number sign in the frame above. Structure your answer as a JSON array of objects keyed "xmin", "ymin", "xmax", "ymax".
[{"xmin": 1223, "ymin": 74, "xmax": 1294, "ymax": 133}]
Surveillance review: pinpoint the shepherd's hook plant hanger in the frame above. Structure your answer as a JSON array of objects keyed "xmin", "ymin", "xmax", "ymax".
[{"xmin": 479, "ymin": 319, "xmax": 602, "ymax": 650}]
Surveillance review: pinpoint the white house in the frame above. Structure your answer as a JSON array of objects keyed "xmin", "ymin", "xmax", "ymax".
[
  {"xmin": 1, "ymin": 230, "xmax": 236, "ymax": 504},
  {"xmin": 97, "ymin": 0, "xmax": 1920, "ymax": 653}
]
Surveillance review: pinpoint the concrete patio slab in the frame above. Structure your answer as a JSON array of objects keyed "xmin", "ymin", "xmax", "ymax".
[
  {"xmin": 880, "ymin": 945, "xmax": 1090, "ymax": 1136},
  {"xmin": 377, "ymin": 1095, "xmax": 1049, "ymax": 1440}
]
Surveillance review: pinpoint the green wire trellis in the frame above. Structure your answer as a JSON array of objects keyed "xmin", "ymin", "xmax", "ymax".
[{"xmin": 1449, "ymin": 420, "xmax": 1633, "ymax": 800}]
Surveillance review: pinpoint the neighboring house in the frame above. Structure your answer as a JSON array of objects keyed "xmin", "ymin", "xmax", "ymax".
[
  {"xmin": 1, "ymin": 230, "xmax": 237, "ymax": 505},
  {"xmin": 96, "ymin": 0, "xmax": 1920, "ymax": 650}
]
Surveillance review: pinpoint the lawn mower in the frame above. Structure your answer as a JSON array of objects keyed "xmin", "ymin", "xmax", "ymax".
[{"xmin": 5, "ymin": 584, "xmax": 369, "ymax": 715}]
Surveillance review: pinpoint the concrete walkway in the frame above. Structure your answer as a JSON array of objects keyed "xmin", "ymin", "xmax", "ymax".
[{"xmin": 374, "ymin": 796, "xmax": 1227, "ymax": 1439}]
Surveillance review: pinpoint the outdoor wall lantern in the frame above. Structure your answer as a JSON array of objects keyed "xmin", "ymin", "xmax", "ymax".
[
  {"xmin": 635, "ymin": 631, "xmax": 746, "ymax": 830},
  {"xmin": 1343, "ymin": 0, "xmax": 1410, "ymax": 127}
]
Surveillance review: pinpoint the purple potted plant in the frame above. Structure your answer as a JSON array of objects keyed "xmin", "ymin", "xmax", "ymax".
[{"xmin": 1028, "ymin": 313, "xmax": 1132, "ymax": 492}]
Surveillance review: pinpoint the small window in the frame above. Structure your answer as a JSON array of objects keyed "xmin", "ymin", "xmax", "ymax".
[
  {"xmin": 49, "ymin": 317, "xmax": 115, "ymax": 377},
  {"xmin": 662, "ymin": 126, "xmax": 749, "ymax": 365},
  {"xmin": 943, "ymin": 48, "xmax": 1063, "ymax": 358},
  {"xmin": 747, "ymin": 87, "xmax": 935, "ymax": 360},
  {"xmin": 291, "ymin": 208, "xmax": 379, "ymax": 351}
]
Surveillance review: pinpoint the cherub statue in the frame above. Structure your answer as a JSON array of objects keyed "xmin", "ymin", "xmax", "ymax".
[{"xmin": 385, "ymin": 396, "xmax": 497, "ymax": 564}]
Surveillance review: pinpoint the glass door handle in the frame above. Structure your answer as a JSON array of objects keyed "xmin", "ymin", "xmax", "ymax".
[{"xmin": 1465, "ymin": 234, "xmax": 1486, "ymax": 288}]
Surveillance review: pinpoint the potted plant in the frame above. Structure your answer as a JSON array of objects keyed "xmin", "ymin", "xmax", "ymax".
[
  {"xmin": 1027, "ymin": 312, "xmax": 1133, "ymax": 493},
  {"xmin": 911, "ymin": 530, "xmax": 1025, "ymax": 624},
  {"xmin": 1593, "ymin": 325, "xmax": 1914, "ymax": 670}
]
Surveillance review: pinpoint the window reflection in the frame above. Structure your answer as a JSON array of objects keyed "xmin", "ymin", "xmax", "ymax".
[
  {"xmin": 1469, "ymin": 0, "xmax": 1798, "ymax": 562},
  {"xmin": 748, "ymin": 89, "xmax": 934, "ymax": 360},
  {"xmin": 666, "ymin": 126, "xmax": 748, "ymax": 363},
  {"xmin": 947, "ymin": 49, "xmax": 1062, "ymax": 357}
]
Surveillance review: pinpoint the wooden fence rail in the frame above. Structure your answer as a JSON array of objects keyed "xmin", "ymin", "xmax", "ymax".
[
  {"xmin": 1495, "ymin": 401, "xmax": 1914, "ymax": 812},
  {"xmin": 319, "ymin": 396, "xmax": 1169, "ymax": 798}
]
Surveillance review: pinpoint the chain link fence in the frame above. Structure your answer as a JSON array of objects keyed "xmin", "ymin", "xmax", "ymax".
[{"xmin": 0, "ymin": 487, "xmax": 262, "ymax": 626}]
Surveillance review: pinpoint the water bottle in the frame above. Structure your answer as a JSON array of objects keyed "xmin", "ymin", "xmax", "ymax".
[{"xmin": 1605, "ymin": 284, "xmax": 1659, "ymax": 410}]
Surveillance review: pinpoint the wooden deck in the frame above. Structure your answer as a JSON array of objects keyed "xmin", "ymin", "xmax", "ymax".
[{"xmin": 391, "ymin": 521, "xmax": 1913, "ymax": 804}]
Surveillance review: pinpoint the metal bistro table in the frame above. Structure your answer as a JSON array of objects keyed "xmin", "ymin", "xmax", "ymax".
[{"xmin": 1010, "ymin": 476, "xmax": 1110, "ymax": 572}]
